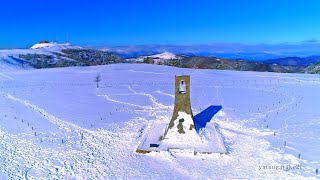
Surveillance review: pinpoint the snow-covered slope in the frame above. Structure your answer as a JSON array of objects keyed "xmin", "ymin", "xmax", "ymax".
[
  {"xmin": 31, "ymin": 42, "xmax": 60, "ymax": 49},
  {"xmin": 0, "ymin": 43, "xmax": 127, "ymax": 70},
  {"xmin": 127, "ymin": 52, "xmax": 183, "ymax": 63},
  {"xmin": 0, "ymin": 43, "xmax": 81, "ymax": 71},
  {"xmin": 149, "ymin": 52, "xmax": 180, "ymax": 60},
  {"xmin": 0, "ymin": 49, "xmax": 42, "ymax": 71},
  {"xmin": 0, "ymin": 64, "xmax": 319, "ymax": 179},
  {"xmin": 30, "ymin": 42, "xmax": 82, "ymax": 52}
]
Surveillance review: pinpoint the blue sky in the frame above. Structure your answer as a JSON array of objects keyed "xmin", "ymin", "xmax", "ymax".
[{"xmin": 1, "ymin": 0, "xmax": 320, "ymax": 48}]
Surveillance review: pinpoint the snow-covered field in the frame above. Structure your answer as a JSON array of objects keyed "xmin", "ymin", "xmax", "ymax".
[{"xmin": 0, "ymin": 63, "xmax": 319, "ymax": 179}]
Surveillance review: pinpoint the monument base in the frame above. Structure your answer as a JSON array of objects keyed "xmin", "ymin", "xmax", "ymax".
[{"xmin": 136, "ymin": 119, "xmax": 227, "ymax": 155}]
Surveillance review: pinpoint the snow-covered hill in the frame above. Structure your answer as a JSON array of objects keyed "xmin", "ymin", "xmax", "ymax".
[
  {"xmin": 0, "ymin": 64, "xmax": 319, "ymax": 179},
  {"xmin": 0, "ymin": 43, "xmax": 79, "ymax": 71},
  {"xmin": 30, "ymin": 42, "xmax": 82, "ymax": 52},
  {"xmin": 0, "ymin": 43, "xmax": 124, "ymax": 70},
  {"xmin": 149, "ymin": 52, "xmax": 181, "ymax": 59},
  {"xmin": 127, "ymin": 52, "xmax": 183, "ymax": 63}
]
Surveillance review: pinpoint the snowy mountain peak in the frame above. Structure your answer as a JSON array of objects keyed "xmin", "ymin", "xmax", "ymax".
[
  {"xmin": 126, "ymin": 51, "xmax": 184, "ymax": 63},
  {"xmin": 30, "ymin": 42, "xmax": 82, "ymax": 52},
  {"xmin": 31, "ymin": 42, "xmax": 57, "ymax": 49},
  {"xmin": 149, "ymin": 52, "xmax": 179, "ymax": 60}
]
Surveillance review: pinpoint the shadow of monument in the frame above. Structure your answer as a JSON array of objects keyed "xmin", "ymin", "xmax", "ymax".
[{"xmin": 194, "ymin": 105, "xmax": 222, "ymax": 132}]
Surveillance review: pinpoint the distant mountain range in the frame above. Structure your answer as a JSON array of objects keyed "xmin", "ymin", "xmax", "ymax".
[
  {"xmin": 1, "ymin": 42, "xmax": 320, "ymax": 74},
  {"xmin": 112, "ymin": 42, "xmax": 320, "ymax": 73},
  {"xmin": 100, "ymin": 42, "xmax": 320, "ymax": 61},
  {"xmin": 265, "ymin": 56, "xmax": 320, "ymax": 67},
  {"xmin": 127, "ymin": 54, "xmax": 306, "ymax": 73}
]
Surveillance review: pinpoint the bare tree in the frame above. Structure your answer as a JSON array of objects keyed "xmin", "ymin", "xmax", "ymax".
[{"xmin": 95, "ymin": 73, "xmax": 102, "ymax": 88}]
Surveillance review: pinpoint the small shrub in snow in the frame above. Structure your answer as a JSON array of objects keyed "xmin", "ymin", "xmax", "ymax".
[{"xmin": 95, "ymin": 73, "xmax": 101, "ymax": 88}]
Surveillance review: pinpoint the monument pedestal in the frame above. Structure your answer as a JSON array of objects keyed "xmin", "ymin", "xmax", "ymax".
[{"xmin": 136, "ymin": 75, "xmax": 227, "ymax": 155}]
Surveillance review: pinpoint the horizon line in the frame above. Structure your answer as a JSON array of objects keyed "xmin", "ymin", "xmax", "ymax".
[{"xmin": 1, "ymin": 40, "xmax": 320, "ymax": 50}]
